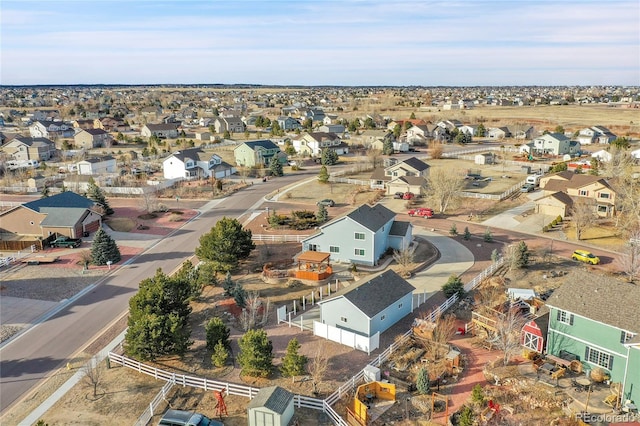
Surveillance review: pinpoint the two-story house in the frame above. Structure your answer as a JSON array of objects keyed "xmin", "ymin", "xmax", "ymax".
[
  {"xmin": 369, "ymin": 157, "xmax": 430, "ymax": 195},
  {"xmin": 74, "ymin": 128, "xmax": 112, "ymax": 149},
  {"xmin": 301, "ymin": 203, "xmax": 413, "ymax": 266},
  {"xmin": 292, "ymin": 132, "xmax": 348, "ymax": 157},
  {"xmin": 141, "ymin": 123, "xmax": 179, "ymax": 139},
  {"xmin": 277, "ymin": 116, "xmax": 302, "ymax": 131},
  {"xmin": 535, "ymin": 171, "xmax": 617, "ymax": 218},
  {"xmin": 545, "ymin": 271, "xmax": 640, "ymax": 405},
  {"xmin": 1, "ymin": 136, "xmax": 56, "ymax": 162},
  {"xmin": 94, "ymin": 117, "xmax": 130, "ymax": 132},
  {"xmin": 577, "ymin": 126, "xmax": 617, "ymax": 145},
  {"xmin": 214, "ymin": 116, "xmax": 245, "ymax": 134},
  {"xmin": 521, "ymin": 133, "xmax": 579, "ymax": 157},
  {"xmin": 406, "ymin": 125, "xmax": 433, "ymax": 144},
  {"xmin": 234, "ymin": 140, "xmax": 284, "ymax": 168},
  {"xmin": 163, "ymin": 148, "xmax": 236, "ymax": 179},
  {"xmin": 487, "ymin": 127, "xmax": 512, "ymax": 140},
  {"xmin": 29, "ymin": 120, "xmax": 74, "ymax": 139}
]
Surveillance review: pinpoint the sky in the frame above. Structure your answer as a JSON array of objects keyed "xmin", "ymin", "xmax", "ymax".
[{"xmin": 1, "ymin": 0, "xmax": 639, "ymax": 86}]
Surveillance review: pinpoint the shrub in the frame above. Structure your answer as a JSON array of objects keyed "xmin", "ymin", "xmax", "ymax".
[
  {"xmin": 556, "ymin": 215, "xmax": 563, "ymax": 223},
  {"xmin": 471, "ymin": 384, "xmax": 485, "ymax": 404},
  {"xmin": 483, "ymin": 228, "xmax": 493, "ymax": 242},
  {"xmin": 442, "ymin": 274, "xmax": 464, "ymax": 298},
  {"xmin": 211, "ymin": 341, "xmax": 229, "ymax": 367},
  {"xmin": 458, "ymin": 406, "xmax": 475, "ymax": 426},
  {"xmin": 449, "ymin": 223, "xmax": 458, "ymax": 236},
  {"xmin": 463, "ymin": 227, "xmax": 471, "ymax": 240}
]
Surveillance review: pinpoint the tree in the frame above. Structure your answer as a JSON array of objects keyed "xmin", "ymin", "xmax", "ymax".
[
  {"xmin": 232, "ymin": 281, "xmax": 247, "ymax": 309},
  {"xmin": 393, "ymin": 247, "xmax": 415, "ymax": 278},
  {"xmin": 382, "ymin": 138, "xmax": 394, "ymax": 155},
  {"xmin": 124, "ymin": 268, "xmax": 192, "ymax": 360},
  {"xmin": 483, "ymin": 228, "xmax": 493, "ymax": 242},
  {"xmin": 428, "ymin": 168, "xmax": 465, "ymax": 213},
  {"xmin": 363, "ymin": 117, "xmax": 376, "ymax": 129},
  {"xmin": 91, "ymin": 228, "xmax": 121, "ymax": 265},
  {"xmin": 611, "ymin": 136, "xmax": 631, "ymax": 149},
  {"xmin": 393, "ymin": 123, "xmax": 402, "ymax": 139},
  {"xmin": 554, "ymin": 125, "xmax": 565, "ymax": 134},
  {"xmin": 316, "ymin": 203, "xmax": 328, "ymax": 223},
  {"xmin": 223, "ymin": 130, "xmax": 231, "ymax": 139},
  {"xmin": 571, "ymin": 198, "xmax": 597, "ymax": 240},
  {"xmin": 309, "ymin": 346, "xmax": 330, "ymax": 396},
  {"xmin": 196, "ymin": 261, "xmax": 219, "ymax": 289},
  {"xmin": 237, "ymin": 328, "xmax": 274, "ymax": 378},
  {"xmin": 222, "ymin": 272, "xmax": 235, "ymax": 296},
  {"xmin": 302, "ymin": 117, "xmax": 313, "ymax": 130},
  {"xmin": 367, "ymin": 148, "xmax": 383, "ymax": 168},
  {"xmin": 211, "ymin": 341, "xmax": 229, "ymax": 367},
  {"xmin": 621, "ymin": 232, "xmax": 640, "ymax": 282},
  {"xmin": 463, "ymin": 226, "xmax": 471, "ymax": 240},
  {"xmin": 415, "ymin": 367, "xmax": 430, "ymax": 394},
  {"xmin": 471, "ymin": 384, "xmax": 485, "ymax": 404},
  {"xmin": 195, "ymin": 217, "xmax": 255, "ymax": 273},
  {"xmin": 317, "ymin": 165, "xmax": 329, "ymax": 183},
  {"xmin": 280, "ymin": 338, "xmax": 308, "ymax": 381},
  {"xmin": 87, "ymin": 178, "xmax": 114, "ymax": 215},
  {"xmin": 205, "ymin": 317, "xmax": 230, "ymax": 351},
  {"xmin": 475, "ymin": 123, "xmax": 486, "ymax": 137},
  {"xmin": 589, "ymin": 157, "xmax": 600, "ymax": 175},
  {"xmin": 515, "ymin": 241, "xmax": 530, "ymax": 268},
  {"xmin": 442, "ymin": 274, "xmax": 464, "ymax": 298},
  {"xmin": 82, "ymin": 358, "xmax": 105, "ymax": 398},
  {"xmin": 174, "ymin": 259, "xmax": 203, "ymax": 299},
  {"xmin": 458, "ymin": 406, "xmax": 475, "ymax": 426},
  {"xmin": 41, "ymin": 186, "xmax": 50, "ymax": 198},
  {"xmin": 321, "ymin": 148, "xmax": 338, "ymax": 165},
  {"xmin": 449, "ymin": 223, "xmax": 458, "ymax": 236},
  {"xmin": 488, "ymin": 308, "xmax": 528, "ymax": 366},
  {"xmin": 269, "ymin": 157, "xmax": 283, "ymax": 177}
]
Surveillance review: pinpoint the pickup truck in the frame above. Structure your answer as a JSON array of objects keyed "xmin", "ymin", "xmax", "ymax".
[
  {"xmin": 51, "ymin": 236, "xmax": 82, "ymax": 248},
  {"xmin": 408, "ymin": 207, "xmax": 434, "ymax": 218}
]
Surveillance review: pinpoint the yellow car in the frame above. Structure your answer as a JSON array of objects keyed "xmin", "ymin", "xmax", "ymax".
[{"xmin": 572, "ymin": 250, "xmax": 600, "ymax": 265}]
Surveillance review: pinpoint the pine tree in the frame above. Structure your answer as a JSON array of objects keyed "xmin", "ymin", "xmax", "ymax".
[
  {"xmin": 280, "ymin": 338, "xmax": 308, "ymax": 380},
  {"xmin": 238, "ymin": 329, "xmax": 274, "ymax": 378},
  {"xmin": 463, "ymin": 227, "xmax": 471, "ymax": 240},
  {"xmin": 86, "ymin": 177, "xmax": 114, "ymax": 215},
  {"xmin": 483, "ymin": 228, "xmax": 493, "ymax": 242},
  {"xmin": 269, "ymin": 156, "xmax": 283, "ymax": 176},
  {"xmin": 471, "ymin": 384, "xmax": 485, "ymax": 404},
  {"xmin": 91, "ymin": 228, "xmax": 121, "ymax": 265},
  {"xmin": 316, "ymin": 203, "xmax": 328, "ymax": 223},
  {"xmin": 321, "ymin": 148, "xmax": 338, "ymax": 165},
  {"xmin": 416, "ymin": 367, "xmax": 430, "ymax": 394},
  {"xmin": 382, "ymin": 138, "xmax": 394, "ymax": 155},
  {"xmin": 195, "ymin": 217, "xmax": 255, "ymax": 273},
  {"xmin": 232, "ymin": 282, "xmax": 247, "ymax": 309},
  {"xmin": 318, "ymin": 165, "xmax": 329, "ymax": 183},
  {"xmin": 211, "ymin": 341, "xmax": 229, "ymax": 367},
  {"xmin": 205, "ymin": 317, "xmax": 230, "ymax": 351},
  {"xmin": 515, "ymin": 241, "xmax": 530, "ymax": 268},
  {"xmin": 449, "ymin": 223, "xmax": 458, "ymax": 236},
  {"xmin": 222, "ymin": 272, "xmax": 235, "ymax": 296}
]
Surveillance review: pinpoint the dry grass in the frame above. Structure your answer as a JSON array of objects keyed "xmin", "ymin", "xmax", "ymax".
[{"xmin": 104, "ymin": 217, "xmax": 136, "ymax": 232}]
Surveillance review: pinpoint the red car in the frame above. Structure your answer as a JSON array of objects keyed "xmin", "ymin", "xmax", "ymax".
[
  {"xmin": 402, "ymin": 192, "xmax": 415, "ymax": 200},
  {"xmin": 408, "ymin": 208, "xmax": 434, "ymax": 218}
]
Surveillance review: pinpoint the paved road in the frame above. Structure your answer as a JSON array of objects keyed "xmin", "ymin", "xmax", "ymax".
[{"xmin": 0, "ymin": 173, "xmax": 308, "ymax": 414}]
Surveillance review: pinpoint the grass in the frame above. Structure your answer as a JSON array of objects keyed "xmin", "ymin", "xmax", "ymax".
[{"xmin": 105, "ymin": 217, "xmax": 136, "ymax": 232}]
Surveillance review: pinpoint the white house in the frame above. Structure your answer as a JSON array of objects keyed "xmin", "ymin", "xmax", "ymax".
[
  {"xmin": 591, "ymin": 149, "xmax": 612, "ymax": 162},
  {"xmin": 76, "ymin": 156, "xmax": 117, "ymax": 175},
  {"xmin": 163, "ymin": 148, "xmax": 235, "ymax": 179}
]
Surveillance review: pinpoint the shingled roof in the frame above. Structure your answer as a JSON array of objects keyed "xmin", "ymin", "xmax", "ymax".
[
  {"xmin": 247, "ymin": 386, "xmax": 293, "ymax": 414},
  {"xmin": 346, "ymin": 203, "xmax": 396, "ymax": 232},
  {"xmin": 546, "ymin": 270, "xmax": 640, "ymax": 333},
  {"xmin": 331, "ymin": 269, "xmax": 415, "ymax": 318},
  {"xmin": 400, "ymin": 157, "xmax": 430, "ymax": 172},
  {"xmin": 23, "ymin": 191, "xmax": 96, "ymax": 212}
]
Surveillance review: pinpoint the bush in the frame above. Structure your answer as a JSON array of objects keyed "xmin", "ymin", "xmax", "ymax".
[
  {"xmin": 449, "ymin": 223, "xmax": 458, "ymax": 236},
  {"xmin": 556, "ymin": 215, "xmax": 563, "ymax": 223},
  {"xmin": 458, "ymin": 406, "xmax": 475, "ymax": 426},
  {"xmin": 463, "ymin": 227, "xmax": 471, "ymax": 240},
  {"xmin": 442, "ymin": 274, "xmax": 464, "ymax": 298},
  {"xmin": 471, "ymin": 384, "xmax": 485, "ymax": 404},
  {"xmin": 211, "ymin": 341, "xmax": 229, "ymax": 367},
  {"xmin": 543, "ymin": 225, "xmax": 549, "ymax": 232}
]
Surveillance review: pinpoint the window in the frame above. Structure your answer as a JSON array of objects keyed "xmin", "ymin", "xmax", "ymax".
[
  {"xmin": 579, "ymin": 190, "xmax": 589, "ymax": 196},
  {"xmin": 621, "ymin": 331, "xmax": 636, "ymax": 343},
  {"xmin": 380, "ymin": 315, "xmax": 386, "ymax": 321},
  {"xmin": 597, "ymin": 205, "xmax": 608, "ymax": 213},
  {"xmin": 599, "ymin": 192, "xmax": 610, "ymax": 199},
  {"xmin": 355, "ymin": 249, "xmax": 365, "ymax": 256},
  {"xmin": 556, "ymin": 310, "xmax": 574, "ymax": 325},
  {"xmin": 340, "ymin": 317, "xmax": 347, "ymax": 323},
  {"xmin": 308, "ymin": 244, "xmax": 318, "ymax": 251},
  {"xmin": 355, "ymin": 232, "xmax": 365, "ymax": 240},
  {"xmin": 329, "ymin": 246, "xmax": 339, "ymax": 253},
  {"xmin": 585, "ymin": 346, "xmax": 614, "ymax": 370}
]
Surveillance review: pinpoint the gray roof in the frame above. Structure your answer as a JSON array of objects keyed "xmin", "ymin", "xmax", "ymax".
[
  {"xmin": 546, "ymin": 270, "xmax": 640, "ymax": 333},
  {"xmin": 346, "ymin": 203, "xmax": 396, "ymax": 232},
  {"xmin": 241, "ymin": 139, "xmax": 279, "ymax": 151},
  {"xmin": 23, "ymin": 191, "xmax": 95, "ymax": 212},
  {"xmin": 341, "ymin": 270, "xmax": 416, "ymax": 318},
  {"xmin": 389, "ymin": 220, "xmax": 411, "ymax": 237},
  {"xmin": 171, "ymin": 148, "xmax": 205, "ymax": 162},
  {"xmin": 400, "ymin": 157, "xmax": 430, "ymax": 172},
  {"xmin": 39, "ymin": 207, "xmax": 88, "ymax": 227},
  {"xmin": 247, "ymin": 386, "xmax": 293, "ymax": 414},
  {"xmin": 81, "ymin": 156, "xmax": 115, "ymax": 163},
  {"xmin": 145, "ymin": 123, "xmax": 178, "ymax": 131}
]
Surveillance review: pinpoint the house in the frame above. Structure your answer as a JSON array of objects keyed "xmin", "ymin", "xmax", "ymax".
[
  {"xmin": 384, "ymin": 156, "xmax": 430, "ymax": 179},
  {"xmin": 1, "ymin": 136, "xmax": 56, "ymax": 161},
  {"xmin": 214, "ymin": 116, "xmax": 245, "ymax": 134},
  {"xmin": 77, "ymin": 156, "xmax": 117, "ymax": 175},
  {"xmin": 406, "ymin": 125, "xmax": 433, "ymax": 144},
  {"xmin": 72, "ymin": 119, "xmax": 95, "ymax": 130},
  {"xmin": 545, "ymin": 271, "xmax": 640, "ymax": 405},
  {"xmin": 163, "ymin": 148, "xmax": 236, "ymax": 179},
  {"xmin": 94, "ymin": 117, "xmax": 130, "ymax": 132},
  {"xmin": 0, "ymin": 191, "xmax": 102, "ymax": 239},
  {"xmin": 577, "ymin": 126, "xmax": 617, "ymax": 145},
  {"xmin": 141, "ymin": 123, "xmax": 179, "ymax": 139},
  {"xmin": 318, "ymin": 124, "xmax": 346, "ymax": 134},
  {"xmin": 29, "ymin": 120, "xmax": 74, "ymax": 139},
  {"xmin": 301, "ymin": 203, "xmax": 412, "ymax": 266},
  {"xmin": 369, "ymin": 157, "xmax": 430, "ymax": 194},
  {"xmin": 247, "ymin": 386, "xmax": 294, "ymax": 426},
  {"xmin": 234, "ymin": 140, "xmax": 283, "ymax": 168},
  {"xmin": 292, "ymin": 132, "xmax": 348, "ymax": 157},
  {"xmin": 276, "ymin": 116, "xmax": 302, "ymax": 131},
  {"xmin": 591, "ymin": 149, "xmax": 612, "ymax": 162},
  {"xmin": 318, "ymin": 269, "xmax": 416, "ymax": 337},
  {"xmin": 507, "ymin": 125, "xmax": 535, "ymax": 140},
  {"xmin": 522, "ymin": 133, "xmax": 578, "ymax": 157},
  {"xmin": 74, "ymin": 128, "xmax": 112, "ymax": 149},
  {"xmin": 534, "ymin": 191, "xmax": 574, "ymax": 218},
  {"xmin": 537, "ymin": 171, "xmax": 617, "ymax": 217},
  {"xmin": 487, "ymin": 127, "xmax": 512, "ymax": 139}
]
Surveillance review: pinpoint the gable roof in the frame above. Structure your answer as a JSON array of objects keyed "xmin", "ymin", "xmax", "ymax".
[
  {"xmin": 12, "ymin": 136, "xmax": 55, "ymax": 147},
  {"xmin": 22, "ymin": 191, "xmax": 96, "ymax": 212},
  {"xmin": 145, "ymin": 123, "xmax": 178, "ymax": 131},
  {"xmin": 546, "ymin": 270, "xmax": 640, "ymax": 333},
  {"xmin": 389, "ymin": 220, "xmax": 411, "ymax": 236},
  {"xmin": 247, "ymin": 386, "xmax": 293, "ymax": 413},
  {"xmin": 39, "ymin": 207, "xmax": 89, "ymax": 227},
  {"xmin": 399, "ymin": 157, "xmax": 430, "ymax": 172},
  {"xmin": 330, "ymin": 269, "xmax": 416, "ymax": 318},
  {"xmin": 240, "ymin": 139, "xmax": 279, "ymax": 151},
  {"xmin": 80, "ymin": 128, "xmax": 108, "ymax": 136},
  {"xmin": 346, "ymin": 203, "xmax": 396, "ymax": 232}
]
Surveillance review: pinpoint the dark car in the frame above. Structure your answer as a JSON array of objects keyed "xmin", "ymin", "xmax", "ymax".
[
  {"xmin": 158, "ymin": 409, "xmax": 223, "ymax": 426},
  {"xmin": 393, "ymin": 192, "xmax": 405, "ymax": 199},
  {"xmin": 316, "ymin": 199, "xmax": 335, "ymax": 207}
]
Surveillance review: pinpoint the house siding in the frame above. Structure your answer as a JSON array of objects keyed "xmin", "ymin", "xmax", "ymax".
[
  {"xmin": 0, "ymin": 208, "xmax": 45, "ymax": 236},
  {"xmin": 320, "ymin": 297, "xmax": 370, "ymax": 336},
  {"xmin": 625, "ymin": 347, "xmax": 640, "ymax": 403},
  {"xmin": 369, "ymin": 292, "xmax": 413, "ymax": 335},
  {"xmin": 303, "ymin": 218, "xmax": 376, "ymax": 266}
]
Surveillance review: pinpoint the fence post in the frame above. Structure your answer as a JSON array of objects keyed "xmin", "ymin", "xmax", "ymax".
[{"xmin": 150, "ymin": 401, "xmax": 154, "ymax": 417}]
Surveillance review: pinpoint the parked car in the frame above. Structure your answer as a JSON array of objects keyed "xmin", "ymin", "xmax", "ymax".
[
  {"xmin": 402, "ymin": 192, "xmax": 415, "ymax": 200},
  {"xmin": 571, "ymin": 250, "xmax": 600, "ymax": 265},
  {"xmin": 393, "ymin": 192, "xmax": 405, "ymax": 199},
  {"xmin": 158, "ymin": 409, "xmax": 223, "ymax": 426},
  {"xmin": 50, "ymin": 235, "xmax": 82, "ymax": 248},
  {"xmin": 520, "ymin": 183, "xmax": 535, "ymax": 193},
  {"xmin": 316, "ymin": 199, "xmax": 335, "ymax": 207},
  {"xmin": 408, "ymin": 208, "xmax": 434, "ymax": 218}
]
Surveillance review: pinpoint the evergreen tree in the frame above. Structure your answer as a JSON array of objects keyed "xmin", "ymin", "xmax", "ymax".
[
  {"xmin": 316, "ymin": 203, "xmax": 328, "ymax": 223},
  {"xmin": 484, "ymin": 228, "xmax": 493, "ymax": 243},
  {"xmin": 238, "ymin": 329, "xmax": 274, "ymax": 378},
  {"xmin": 318, "ymin": 165, "xmax": 329, "ymax": 184},
  {"xmin": 91, "ymin": 228, "xmax": 121, "ymax": 265},
  {"xmin": 442, "ymin": 274, "xmax": 464, "ymax": 298},
  {"xmin": 463, "ymin": 226, "xmax": 471, "ymax": 240},
  {"xmin": 269, "ymin": 156, "xmax": 283, "ymax": 177},
  {"xmin": 222, "ymin": 272, "xmax": 235, "ymax": 296},
  {"xmin": 280, "ymin": 338, "xmax": 308, "ymax": 380},
  {"xmin": 87, "ymin": 177, "xmax": 114, "ymax": 215},
  {"xmin": 223, "ymin": 130, "xmax": 231, "ymax": 139},
  {"xmin": 174, "ymin": 259, "xmax": 202, "ymax": 299},
  {"xmin": 449, "ymin": 223, "xmax": 458, "ymax": 236},
  {"xmin": 382, "ymin": 138, "xmax": 394, "ymax": 155},
  {"xmin": 196, "ymin": 262, "xmax": 219, "ymax": 289},
  {"xmin": 515, "ymin": 241, "xmax": 530, "ymax": 268},
  {"xmin": 321, "ymin": 148, "xmax": 338, "ymax": 165},
  {"xmin": 211, "ymin": 341, "xmax": 229, "ymax": 367},
  {"xmin": 124, "ymin": 268, "xmax": 192, "ymax": 360},
  {"xmin": 416, "ymin": 367, "xmax": 430, "ymax": 394},
  {"xmin": 475, "ymin": 123, "xmax": 486, "ymax": 137},
  {"xmin": 41, "ymin": 186, "xmax": 50, "ymax": 198},
  {"xmin": 491, "ymin": 249, "xmax": 500, "ymax": 263},
  {"xmin": 205, "ymin": 317, "xmax": 230, "ymax": 351},
  {"xmin": 195, "ymin": 217, "xmax": 255, "ymax": 273},
  {"xmin": 393, "ymin": 123, "xmax": 402, "ymax": 138},
  {"xmin": 232, "ymin": 282, "xmax": 247, "ymax": 309},
  {"xmin": 471, "ymin": 384, "xmax": 485, "ymax": 404}
]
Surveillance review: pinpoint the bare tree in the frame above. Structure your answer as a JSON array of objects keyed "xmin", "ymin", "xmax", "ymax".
[
  {"xmin": 487, "ymin": 307, "xmax": 527, "ymax": 366},
  {"xmin": 620, "ymin": 231, "xmax": 640, "ymax": 282},
  {"xmin": 426, "ymin": 168, "xmax": 465, "ymax": 213},
  {"xmin": 79, "ymin": 250, "xmax": 92, "ymax": 271},
  {"xmin": 428, "ymin": 141, "xmax": 444, "ymax": 159},
  {"xmin": 140, "ymin": 188, "xmax": 159, "ymax": 214},
  {"xmin": 239, "ymin": 292, "xmax": 271, "ymax": 331},
  {"xmin": 601, "ymin": 146, "xmax": 635, "ymax": 180},
  {"xmin": 367, "ymin": 148, "xmax": 383, "ymax": 169},
  {"xmin": 308, "ymin": 346, "xmax": 331, "ymax": 396},
  {"xmin": 431, "ymin": 314, "xmax": 457, "ymax": 360},
  {"xmin": 613, "ymin": 173, "xmax": 640, "ymax": 236},
  {"xmin": 393, "ymin": 246, "xmax": 415, "ymax": 277},
  {"xmin": 474, "ymin": 283, "xmax": 505, "ymax": 308},
  {"xmin": 571, "ymin": 198, "xmax": 597, "ymax": 240},
  {"xmin": 82, "ymin": 358, "xmax": 105, "ymax": 398}
]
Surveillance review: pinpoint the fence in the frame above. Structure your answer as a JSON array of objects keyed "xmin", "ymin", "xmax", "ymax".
[
  {"xmin": 313, "ymin": 322, "xmax": 380, "ymax": 355},
  {"xmin": 252, "ymin": 234, "xmax": 307, "ymax": 242},
  {"xmin": 464, "ymin": 257, "xmax": 505, "ymax": 292},
  {"xmin": 134, "ymin": 380, "xmax": 174, "ymax": 426}
]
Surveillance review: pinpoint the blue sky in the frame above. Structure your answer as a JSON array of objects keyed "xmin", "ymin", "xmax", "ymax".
[{"xmin": 1, "ymin": 1, "xmax": 638, "ymax": 86}]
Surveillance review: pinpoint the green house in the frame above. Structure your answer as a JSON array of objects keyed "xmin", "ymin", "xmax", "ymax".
[
  {"xmin": 233, "ymin": 139, "xmax": 283, "ymax": 167},
  {"xmin": 546, "ymin": 270, "xmax": 640, "ymax": 405}
]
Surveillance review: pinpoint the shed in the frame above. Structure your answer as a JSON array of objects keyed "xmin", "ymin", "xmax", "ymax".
[
  {"xmin": 247, "ymin": 386, "xmax": 294, "ymax": 426},
  {"xmin": 475, "ymin": 153, "xmax": 495, "ymax": 165},
  {"xmin": 521, "ymin": 310, "xmax": 549, "ymax": 354}
]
